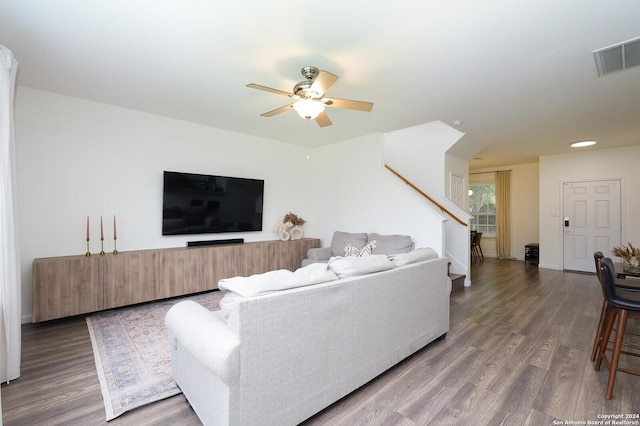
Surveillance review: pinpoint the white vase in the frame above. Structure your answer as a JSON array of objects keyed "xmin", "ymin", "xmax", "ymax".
[
  {"xmin": 290, "ymin": 226, "xmax": 304, "ymax": 240},
  {"xmin": 279, "ymin": 231, "xmax": 291, "ymax": 241}
]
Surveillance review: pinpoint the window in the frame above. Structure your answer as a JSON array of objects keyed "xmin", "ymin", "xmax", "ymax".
[{"xmin": 469, "ymin": 182, "xmax": 496, "ymax": 237}]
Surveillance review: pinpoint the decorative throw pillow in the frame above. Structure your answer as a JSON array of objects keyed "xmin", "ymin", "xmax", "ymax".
[
  {"xmin": 330, "ymin": 231, "xmax": 368, "ymax": 257},
  {"xmin": 344, "ymin": 244, "xmax": 362, "ymax": 257},
  {"xmin": 344, "ymin": 240, "xmax": 377, "ymax": 257}
]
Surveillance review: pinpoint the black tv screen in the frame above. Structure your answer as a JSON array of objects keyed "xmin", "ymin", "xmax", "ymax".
[{"xmin": 162, "ymin": 171, "xmax": 264, "ymax": 235}]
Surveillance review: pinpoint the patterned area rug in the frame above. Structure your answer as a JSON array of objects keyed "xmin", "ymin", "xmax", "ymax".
[{"xmin": 86, "ymin": 290, "xmax": 225, "ymax": 421}]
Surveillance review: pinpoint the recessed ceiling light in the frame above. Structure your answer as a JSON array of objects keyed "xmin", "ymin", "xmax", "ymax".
[{"xmin": 571, "ymin": 140, "xmax": 597, "ymax": 148}]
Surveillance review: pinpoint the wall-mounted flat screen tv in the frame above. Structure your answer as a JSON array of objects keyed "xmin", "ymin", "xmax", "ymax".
[{"xmin": 162, "ymin": 171, "xmax": 264, "ymax": 235}]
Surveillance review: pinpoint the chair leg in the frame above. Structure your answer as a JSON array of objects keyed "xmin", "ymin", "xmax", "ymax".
[
  {"xmin": 591, "ymin": 300, "xmax": 608, "ymax": 362},
  {"xmin": 606, "ymin": 309, "xmax": 628, "ymax": 399},
  {"xmin": 478, "ymin": 245, "xmax": 484, "ymax": 260},
  {"xmin": 596, "ymin": 306, "xmax": 617, "ymax": 371}
]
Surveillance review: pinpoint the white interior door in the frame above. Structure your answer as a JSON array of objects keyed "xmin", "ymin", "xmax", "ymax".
[
  {"xmin": 450, "ymin": 173, "xmax": 465, "ymax": 210},
  {"xmin": 563, "ymin": 180, "xmax": 621, "ymax": 272}
]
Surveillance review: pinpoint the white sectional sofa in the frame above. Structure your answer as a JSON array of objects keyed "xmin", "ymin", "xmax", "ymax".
[{"xmin": 165, "ymin": 250, "xmax": 450, "ymax": 426}]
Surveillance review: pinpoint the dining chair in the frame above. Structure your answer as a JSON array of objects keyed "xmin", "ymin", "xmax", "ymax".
[
  {"xmin": 591, "ymin": 252, "xmax": 609, "ymax": 361},
  {"xmin": 470, "ymin": 231, "xmax": 477, "ymax": 262},
  {"xmin": 595, "ymin": 257, "xmax": 640, "ymax": 399},
  {"xmin": 591, "ymin": 252, "xmax": 640, "ymax": 362},
  {"xmin": 471, "ymin": 231, "xmax": 484, "ymax": 262}
]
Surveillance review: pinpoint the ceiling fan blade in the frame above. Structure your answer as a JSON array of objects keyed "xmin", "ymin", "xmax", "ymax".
[
  {"xmin": 309, "ymin": 71, "xmax": 338, "ymax": 98},
  {"xmin": 315, "ymin": 111, "xmax": 332, "ymax": 127},
  {"xmin": 323, "ymin": 97, "xmax": 373, "ymax": 112},
  {"xmin": 260, "ymin": 104, "xmax": 294, "ymax": 117},
  {"xmin": 246, "ymin": 83, "xmax": 292, "ymax": 98}
]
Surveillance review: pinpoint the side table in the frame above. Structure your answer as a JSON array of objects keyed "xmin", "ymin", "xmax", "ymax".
[{"xmin": 525, "ymin": 243, "xmax": 539, "ymax": 267}]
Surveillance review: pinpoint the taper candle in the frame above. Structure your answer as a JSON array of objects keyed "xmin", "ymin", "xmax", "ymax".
[
  {"xmin": 100, "ymin": 216, "xmax": 104, "ymax": 239},
  {"xmin": 113, "ymin": 215, "xmax": 118, "ymax": 254},
  {"xmin": 86, "ymin": 216, "xmax": 90, "ymax": 241}
]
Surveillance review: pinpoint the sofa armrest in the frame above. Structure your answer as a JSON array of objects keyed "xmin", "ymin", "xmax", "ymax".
[
  {"xmin": 165, "ymin": 300, "xmax": 240, "ymax": 384},
  {"xmin": 307, "ymin": 247, "xmax": 332, "ymax": 260}
]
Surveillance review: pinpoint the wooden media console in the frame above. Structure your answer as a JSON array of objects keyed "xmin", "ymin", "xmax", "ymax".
[{"xmin": 32, "ymin": 238, "xmax": 320, "ymax": 322}]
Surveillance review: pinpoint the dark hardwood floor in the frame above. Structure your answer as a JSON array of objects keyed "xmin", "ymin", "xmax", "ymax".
[{"xmin": 3, "ymin": 258, "xmax": 640, "ymax": 425}]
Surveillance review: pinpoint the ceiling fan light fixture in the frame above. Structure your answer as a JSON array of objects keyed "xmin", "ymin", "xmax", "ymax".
[
  {"xmin": 247, "ymin": 66, "xmax": 372, "ymax": 127},
  {"xmin": 293, "ymin": 99, "xmax": 325, "ymax": 120}
]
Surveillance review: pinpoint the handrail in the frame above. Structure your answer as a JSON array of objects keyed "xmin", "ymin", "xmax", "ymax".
[{"xmin": 385, "ymin": 164, "xmax": 468, "ymax": 227}]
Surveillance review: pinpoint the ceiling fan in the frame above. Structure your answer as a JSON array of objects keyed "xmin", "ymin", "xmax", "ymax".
[{"xmin": 246, "ymin": 66, "xmax": 373, "ymax": 127}]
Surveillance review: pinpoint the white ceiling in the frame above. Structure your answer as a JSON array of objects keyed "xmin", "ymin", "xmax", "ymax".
[{"xmin": 1, "ymin": 1, "xmax": 639, "ymax": 169}]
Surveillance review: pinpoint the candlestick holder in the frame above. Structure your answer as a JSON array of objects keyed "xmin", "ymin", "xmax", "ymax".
[
  {"xmin": 100, "ymin": 238, "xmax": 105, "ymax": 256},
  {"xmin": 113, "ymin": 237, "xmax": 118, "ymax": 255},
  {"xmin": 86, "ymin": 239, "xmax": 91, "ymax": 257}
]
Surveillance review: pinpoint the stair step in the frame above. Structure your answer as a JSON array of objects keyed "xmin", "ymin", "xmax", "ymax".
[{"xmin": 449, "ymin": 273, "xmax": 466, "ymax": 293}]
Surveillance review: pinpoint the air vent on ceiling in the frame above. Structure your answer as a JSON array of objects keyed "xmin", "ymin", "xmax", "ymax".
[{"xmin": 593, "ymin": 36, "xmax": 640, "ymax": 76}]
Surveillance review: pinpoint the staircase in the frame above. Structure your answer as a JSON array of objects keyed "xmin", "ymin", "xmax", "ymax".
[
  {"xmin": 383, "ymin": 163, "xmax": 471, "ymax": 293},
  {"xmin": 448, "ymin": 262, "xmax": 466, "ymax": 293}
]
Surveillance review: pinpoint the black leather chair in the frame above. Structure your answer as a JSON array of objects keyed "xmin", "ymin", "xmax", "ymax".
[
  {"xmin": 591, "ymin": 252, "xmax": 610, "ymax": 361},
  {"xmin": 595, "ymin": 257, "xmax": 640, "ymax": 399},
  {"xmin": 591, "ymin": 252, "xmax": 640, "ymax": 361}
]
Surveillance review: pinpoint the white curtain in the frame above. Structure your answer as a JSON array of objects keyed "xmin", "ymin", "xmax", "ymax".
[
  {"xmin": 0, "ymin": 44, "xmax": 21, "ymax": 383},
  {"xmin": 495, "ymin": 170, "xmax": 516, "ymax": 260}
]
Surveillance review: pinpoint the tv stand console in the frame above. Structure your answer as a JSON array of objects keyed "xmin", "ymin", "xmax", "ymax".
[{"xmin": 32, "ymin": 238, "xmax": 320, "ymax": 322}]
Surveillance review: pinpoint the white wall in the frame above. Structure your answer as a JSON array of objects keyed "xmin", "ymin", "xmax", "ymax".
[
  {"xmin": 383, "ymin": 121, "xmax": 465, "ymax": 198},
  {"xmin": 539, "ymin": 146, "xmax": 640, "ymax": 270},
  {"xmin": 308, "ymin": 133, "xmax": 446, "ymax": 253},
  {"xmin": 15, "ymin": 88, "xmax": 450, "ymax": 323},
  {"xmin": 381, "ymin": 121, "xmax": 471, "ymax": 280},
  {"xmin": 510, "ymin": 163, "xmax": 540, "ymax": 259},
  {"xmin": 469, "ymin": 162, "xmax": 539, "ymax": 260},
  {"xmin": 15, "ymin": 87, "xmax": 314, "ymax": 322}
]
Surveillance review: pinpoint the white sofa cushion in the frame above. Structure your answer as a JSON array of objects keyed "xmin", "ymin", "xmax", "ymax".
[
  {"xmin": 291, "ymin": 262, "xmax": 339, "ymax": 285},
  {"xmin": 218, "ymin": 263, "xmax": 339, "ymax": 320},
  {"xmin": 218, "ymin": 269, "xmax": 294, "ymax": 297},
  {"xmin": 368, "ymin": 233, "xmax": 413, "ymax": 255},
  {"xmin": 328, "ymin": 254, "xmax": 395, "ymax": 278},
  {"xmin": 389, "ymin": 247, "xmax": 439, "ymax": 266},
  {"xmin": 218, "ymin": 263, "xmax": 339, "ymax": 298}
]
